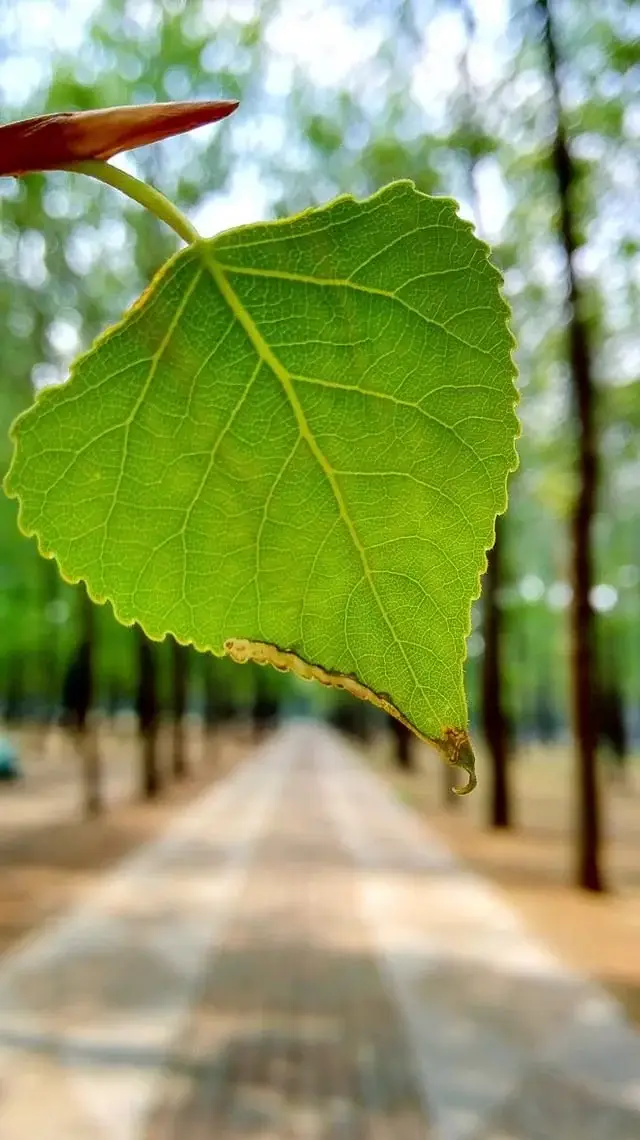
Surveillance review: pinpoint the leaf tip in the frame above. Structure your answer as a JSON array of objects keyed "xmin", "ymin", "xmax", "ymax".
[{"xmin": 440, "ymin": 727, "xmax": 477, "ymax": 795}]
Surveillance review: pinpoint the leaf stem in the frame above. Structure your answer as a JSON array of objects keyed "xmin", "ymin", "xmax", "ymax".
[{"xmin": 63, "ymin": 159, "xmax": 201, "ymax": 245}]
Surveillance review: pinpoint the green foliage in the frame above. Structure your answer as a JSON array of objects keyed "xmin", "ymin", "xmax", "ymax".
[
  {"xmin": 5, "ymin": 180, "xmax": 517, "ymax": 763},
  {"xmin": 4, "ymin": 0, "xmax": 632, "ymax": 762}
]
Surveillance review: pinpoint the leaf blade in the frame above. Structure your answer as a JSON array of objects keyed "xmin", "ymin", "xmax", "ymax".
[{"xmin": 4, "ymin": 181, "xmax": 518, "ymax": 786}]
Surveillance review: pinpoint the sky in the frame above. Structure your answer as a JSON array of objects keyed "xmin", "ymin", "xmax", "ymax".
[
  {"xmin": 1, "ymin": 0, "xmax": 636, "ymax": 614},
  {"xmin": 2, "ymin": 0, "xmax": 635, "ymax": 389},
  {"xmin": 2, "ymin": 0, "xmax": 635, "ymax": 406},
  {"xmin": 0, "ymin": 0, "xmax": 513, "ymax": 239},
  {"xmin": 194, "ymin": 0, "xmax": 513, "ymax": 238}
]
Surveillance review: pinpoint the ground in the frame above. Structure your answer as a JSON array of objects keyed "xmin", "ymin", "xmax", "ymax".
[
  {"xmin": 377, "ymin": 738, "xmax": 640, "ymax": 1028},
  {"xmin": 0, "ymin": 719, "xmax": 248, "ymax": 956},
  {"xmin": 0, "ymin": 722, "xmax": 639, "ymax": 1138}
]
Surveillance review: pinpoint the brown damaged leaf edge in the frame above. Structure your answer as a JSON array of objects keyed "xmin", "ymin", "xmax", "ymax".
[
  {"xmin": 225, "ymin": 638, "xmax": 477, "ymax": 794},
  {"xmin": 0, "ymin": 100, "xmax": 239, "ymax": 177}
]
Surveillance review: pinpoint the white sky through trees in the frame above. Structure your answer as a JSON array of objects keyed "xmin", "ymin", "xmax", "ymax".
[{"xmin": 0, "ymin": 0, "xmax": 511, "ymax": 238}]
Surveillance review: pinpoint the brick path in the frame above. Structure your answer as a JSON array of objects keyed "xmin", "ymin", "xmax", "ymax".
[
  {"xmin": 1, "ymin": 723, "xmax": 640, "ymax": 1139},
  {"xmin": 147, "ymin": 744, "xmax": 425, "ymax": 1139}
]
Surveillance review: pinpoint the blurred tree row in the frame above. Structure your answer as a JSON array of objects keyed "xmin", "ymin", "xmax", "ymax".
[{"xmin": 1, "ymin": 0, "xmax": 638, "ymax": 887}]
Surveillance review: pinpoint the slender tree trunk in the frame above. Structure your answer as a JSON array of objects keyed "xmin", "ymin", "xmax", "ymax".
[
  {"xmin": 135, "ymin": 628, "xmax": 161, "ymax": 800},
  {"xmin": 202, "ymin": 655, "xmax": 218, "ymax": 762},
  {"xmin": 170, "ymin": 638, "xmax": 189, "ymax": 780},
  {"xmin": 459, "ymin": 0, "xmax": 512, "ymax": 824},
  {"xmin": 390, "ymin": 717, "xmax": 414, "ymax": 770},
  {"xmin": 61, "ymin": 589, "xmax": 102, "ymax": 817},
  {"xmin": 538, "ymin": 0, "xmax": 604, "ymax": 891},
  {"xmin": 482, "ymin": 519, "xmax": 511, "ymax": 827},
  {"xmin": 79, "ymin": 591, "xmax": 102, "ymax": 817},
  {"xmin": 79, "ymin": 717, "xmax": 102, "ymax": 818},
  {"xmin": 39, "ymin": 558, "xmax": 60, "ymax": 727},
  {"xmin": 252, "ymin": 667, "xmax": 279, "ymax": 741}
]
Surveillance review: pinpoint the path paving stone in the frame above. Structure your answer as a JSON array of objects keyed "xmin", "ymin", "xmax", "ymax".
[
  {"xmin": 147, "ymin": 750, "xmax": 427, "ymax": 1139},
  {"xmin": 0, "ymin": 722, "xmax": 639, "ymax": 1140}
]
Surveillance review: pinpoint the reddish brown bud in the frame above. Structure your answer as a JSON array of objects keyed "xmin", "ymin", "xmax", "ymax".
[{"xmin": 0, "ymin": 100, "xmax": 239, "ymax": 177}]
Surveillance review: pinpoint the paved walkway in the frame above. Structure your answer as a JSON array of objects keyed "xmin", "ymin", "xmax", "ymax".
[{"xmin": 0, "ymin": 723, "xmax": 639, "ymax": 1139}]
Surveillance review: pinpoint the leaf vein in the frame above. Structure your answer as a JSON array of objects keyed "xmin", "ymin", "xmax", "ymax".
[
  {"xmin": 203, "ymin": 250, "xmax": 435, "ymax": 718},
  {"xmin": 289, "ymin": 372, "xmax": 494, "ymax": 493},
  {"xmin": 216, "ymin": 262, "xmax": 494, "ymax": 358},
  {"xmin": 97, "ymin": 265, "xmax": 204, "ymax": 589}
]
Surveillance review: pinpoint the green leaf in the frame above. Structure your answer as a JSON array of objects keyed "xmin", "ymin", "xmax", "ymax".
[{"xmin": 4, "ymin": 181, "xmax": 518, "ymax": 789}]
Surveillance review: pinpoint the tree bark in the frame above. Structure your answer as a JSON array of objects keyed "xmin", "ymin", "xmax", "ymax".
[
  {"xmin": 538, "ymin": 0, "xmax": 604, "ymax": 891},
  {"xmin": 390, "ymin": 717, "xmax": 414, "ymax": 770},
  {"xmin": 79, "ymin": 716, "xmax": 102, "ymax": 819},
  {"xmin": 482, "ymin": 519, "xmax": 511, "ymax": 827},
  {"xmin": 201, "ymin": 656, "xmax": 218, "ymax": 764},
  {"xmin": 61, "ymin": 588, "xmax": 102, "ymax": 817},
  {"xmin": 252, "ymin": 667, "xmax": 279, "ymax": 742},
  {"xmin": 170, "ymin": 638, "xmax": 189, "ymax": 780},
  {"xmin": 202, "ymin": 655, "xmax": 219, "ymax": 729},
  {"xmin": 39, "ymin": 558, "xmax": 61, "ymax": 725},
  {"xmin": 459, "ymin": 0, "xmax": 512, "ymax": 824},
  {"xmin": 135, "ymin": 628, "xmax": 161, "ymax": 800}
]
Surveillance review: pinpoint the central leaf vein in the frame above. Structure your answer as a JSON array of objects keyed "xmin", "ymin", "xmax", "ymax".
[{"xmin": 203, "ymin": 249, "xmax": 434, "ymax": 716}]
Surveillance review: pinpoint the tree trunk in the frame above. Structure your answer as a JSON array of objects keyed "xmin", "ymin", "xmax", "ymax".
[
  {"xmin": 252, "ymin": 667, "xmax": 279, "ymax": 741},
  {"xmin": 203, "ymin": 657, "xmax": 217, "ymax": 730},
  {"xmin": 170, "ymin": 638, "xmax": 189, "ymax": 780},
  {"xmin": 61, "ymin": 588, "xmax": 102, "ymax": 817},
  {"xmin": 482, "ymin": 519, "xmax": 511, "ymax": 827},
  {"xmin": 135, "ymin": 628, "xmax": 161, "ymax": 800},
  {"xmin": 201, "ymin": 656, "xmax": 218, "ymax": 764},
  {"xmin": 454, "ymin": 0, "xmax": 513, "ymax": 822},
  {"xmin": 39, "ymin": 558, "xmax": 61, "ymax": 726},
  {"xmin": 538, "ymin": 0, "xmax": 604, "ymax": 891},
  {"xmin": 79, "ymin": 717, "xmax": 102, "ymax": 819},
  {"xmin": 390, "ymin": 717, "xmax": 414, "ymax": 770}
]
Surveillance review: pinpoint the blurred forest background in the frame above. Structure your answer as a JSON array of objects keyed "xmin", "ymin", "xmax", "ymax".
[{"xmin": 0, "ymin": 0, "xmax": 639, "ymax": 893}]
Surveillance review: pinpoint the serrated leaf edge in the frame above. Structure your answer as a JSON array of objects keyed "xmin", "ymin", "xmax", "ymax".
[
  {"xmin": 2, "ymin": 178, "xmax": 519, "ymax": 782},
  {"xmin": 224, "ymin": 636, "xmax": 477, "ymax": 793}
]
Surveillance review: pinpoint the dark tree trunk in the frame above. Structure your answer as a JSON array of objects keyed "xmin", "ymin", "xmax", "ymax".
[
  {"xmin": 170, "ymin": 638, "xmax": 189, "ymax": 780},
  {"xmin": 538, "ymin": 0, "xmax": 604, "ymax": 891},
  {"xmin": 482, "ymin": 520, "xmax": 511, "ymax": 828},
  {"xmin": 203, "ymin": 656, "xmax": 218, "ymax": 730},
  {"xmin": 39, "ymin": 558, "xmax": 61, "ymax": 724},
  {"xmin": 457, "ymin": 0, "xmax": 512, "ymax": 822},
  {"xmin": 390, "ymin": 717, "xmax": 414, "ymax": 770},
  {"xmin": 328, "ymin": 694, "xmax": 373, "ymax": 742},
  {"xmin": 201, "ymin": 656, "xmax": 218, "ymax": 765},
  {"xmin": 135, "ymin": 628, "xmax": 161, "ymax": 800},
  {"xmin": 201, "ymin": 656, "xmax": 237, "ymax": 765},
  {"xmin": 252, "ymin": 667, "xmax": 279, "ymax": 741},
  {"xmin": 60, "ymin": 589, "xmax": 102, "ymax": 817}
]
